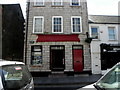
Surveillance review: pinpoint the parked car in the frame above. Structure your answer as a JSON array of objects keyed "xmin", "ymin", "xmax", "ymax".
[
  {"xmin": 77, "ymin": 62, "xmax": 120, "ymax": 90},
  {"xmin": 0, "ymin": 60, "xmax": 34, "ymax": 90}
]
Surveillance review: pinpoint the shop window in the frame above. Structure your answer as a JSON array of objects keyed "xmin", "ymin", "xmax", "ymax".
[{"xmin": 31, "ymin": 46, "xmax": 42, "ymax": 65}]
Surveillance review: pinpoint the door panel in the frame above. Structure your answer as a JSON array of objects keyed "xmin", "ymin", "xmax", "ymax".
[
  {"xmin": 50, "ymin": 46, "xmax": 65, "ymax": 71},
  {"xmin": 73, "ymin": 46, "xmax": 83, "ymax": 72}
]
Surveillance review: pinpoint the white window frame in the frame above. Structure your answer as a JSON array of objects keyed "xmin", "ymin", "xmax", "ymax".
[
  {"xmin": 52, "ymin": 0, "xmax": 63, "ymax": 6},
  {"xmin": 71, "ymin": 16, "xmax": 82, "ymax": 33},
  {"xmin": 33, "ymin": 16, "xmax": 44, "ymax": 33},
  {"xmin": 90, "ymin": 26, "xmax": 99, "ymax": 40},
  {"xmin": 108, "ymin": 27, "xmax": 116, "ymax": 40},
  {"xmin": 70, "ymin": 0, "xmax": 80, "ymax": 6},
  {"xmin": 34, "ymin": 0, "xmax": 44, "ymax": 6},
  {"xmin": 52, "ymin": 16, "xmax": 63, "ymax": 33}
]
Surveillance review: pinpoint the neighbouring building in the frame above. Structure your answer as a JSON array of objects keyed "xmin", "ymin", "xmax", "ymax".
[
  {"xmin": 89, "ymin": 15, "xmax": 120, "ymax": 74},
  {"xmin": 0, "ymin": 4, "xmax": 25, "ymax": 61},
  {"xmin": 25, "ymin": 0, "xmax": 91, "ymax": 74}
]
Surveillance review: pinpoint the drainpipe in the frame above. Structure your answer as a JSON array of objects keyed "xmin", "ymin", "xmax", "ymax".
[
  {"xmin": 0, "ymin": 5, "xmax": 2, "ymax": 59},
  {"xmin": 24, "ymin": 1, "xmax": 30, "ymax": 64}
]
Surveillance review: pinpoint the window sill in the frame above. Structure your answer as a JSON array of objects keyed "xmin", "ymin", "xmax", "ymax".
[
  {"xmin": 108, "ymin": 39, "xmax": 117, "ymax": 41},
  {"xmin": 72, "ymin": 32, "xmax": 82, "ymax": 34},
  {"xmin": 32, "ymin": 32, "xmax": 44, "ymax": 34},
  {"xmin": 30, "ymin": 65, "xmax": 42, "ymax": 67},
  {"xmin": 70, "ymin": 5, "xmax": 81, "ymax": 7},
  {"xmin": 33, "ymin": 5, "xmax": 45, "ymax": 7},
  {"xmin": 51, "ymin": 5, "xmax": 64, "ymax": 7},
  {"xmin": 92, "ymin": 39, "xmax": 101, "ymax": 41},
  {"xmin": 52, "ymin": 32, "xmax": 63, "ymax": 34}
]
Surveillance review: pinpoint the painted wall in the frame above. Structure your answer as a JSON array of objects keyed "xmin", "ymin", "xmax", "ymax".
[{"xmin": 89, "ymin": 24, "xmax": 119, "ymax": 74}]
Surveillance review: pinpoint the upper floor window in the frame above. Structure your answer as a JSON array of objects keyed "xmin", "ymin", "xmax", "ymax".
[
  {"xmin": 52, "ymin": 16, "xmax": 63, "ymax": 33},
  {"xmin": 91, "ymin": 27, "xmax": 99, "ymax": 39},
  {"xmin": 108, "ymin": 27, "xmax": 116, "ymax": 40},
  {"xmin": 52, "ymin": 0, "xmax": 63, "ymax": 6},
  {"xmin": 34, "ymin": 0, "xmax": 44, "ymax": 6},
  {"xmin": 71, "ymin": 0, "xmax": 80, "ymax": 6},
  {"xmin": 33, "ymin": 16, "xmax": 44, "ymax": 33},
  {"xmin": 71, "ymin": 16, "xmax": 82, "ymax": 33}
]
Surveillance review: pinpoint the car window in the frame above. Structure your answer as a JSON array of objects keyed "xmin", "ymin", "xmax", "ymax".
[
  {"xmin": 96, "ymin": 65, "xmax": 120, "ymax": 89},
  {"xmin": 2, "ymin": 64, "xmax": 32, "ymax": 89}
]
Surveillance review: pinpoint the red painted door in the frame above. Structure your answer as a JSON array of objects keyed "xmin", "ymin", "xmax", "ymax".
[{"xmin": 73, "ymin": 46, "xmax": 83, "ymax": 72}]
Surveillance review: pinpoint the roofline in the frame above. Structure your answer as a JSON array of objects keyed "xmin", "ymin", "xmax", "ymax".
[
  {"xmin": 0, "ymin": 60, "xmax": 24, "ymax": 66},
  {"xmin": 89, "ymin": 14, "xmax": 120, "ymax": 17},
  {"xmin": 89, "ymin": 22, "xmax": 120, "ymax": 24}
]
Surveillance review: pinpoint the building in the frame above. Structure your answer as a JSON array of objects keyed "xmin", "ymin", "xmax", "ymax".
[
  {"xmin": 89, "ymin": 15, "xmax": 120, "ymax": 74},
  {"xmin": 0, "ymin": 4, "xmax": 25, "ymax": 61},
  {"xmin": 25, "ymin": 0, "xmax": 91, "ymax": 74},
  {"xmin": 0, "ymin": 5, "xmax": 2, "ymax": 58}
]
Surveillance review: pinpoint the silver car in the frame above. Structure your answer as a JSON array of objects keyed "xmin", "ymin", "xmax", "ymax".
[
  {"xmin": 0, "ymin": 60, "xmax": 34, "ymax": 90},
  {"xmin": 78, "ymin": 62, "xmax": 120, "ymax": 90}
]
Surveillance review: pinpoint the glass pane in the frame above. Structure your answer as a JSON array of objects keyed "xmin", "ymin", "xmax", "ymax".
[
  {"xmin": 72, "ymin": 18, "xmax": 81, "ymax": 32},
  {"xmin": 108, "ymin": 27, "xmax": 115, "ymax": 40},
  {"xmin": 109, "ymin": 35, "xmax": 115, "ymax": 40},
  {"xmin": 91, "ymin": 28, "xmax": 98, "ymax": 39},
  {"xmin": 35, "ymin": 0, "xmax": 44, "ymax": 5},
  {"xmin": 53, "ymin": 17, "xmax": 62, "ymax": 32},
  {"xmin": 96, "ymin": 65, "xmax": 120, "ymax": 89},
  {"xmin": 53, "ymin": 0, "xmax": 62, "ymax": 5},
  {"xmin": 91, "ymin": 28, "xmax": 98, "ymax": 34},
  {"xmin": 72, "ymin": 0, "xmax": 79, "ymax": 5},
  {"xmin": 76, "ymin": 18, "xmax": 80, "ymax": 24},
  {"xmin": 34, "ymin": 18, "xmax": 43, "ymax": 32},
  {"xmin": 31, "ymin": 46, "xmax": 42, "ymax": 65},
  {"xmin": 2, "ymin": 65, "xmax": 32, "ymax": 89},
  {"xmin": 109, "ymin": 30, "xmax": 114, "ymax": 34}
]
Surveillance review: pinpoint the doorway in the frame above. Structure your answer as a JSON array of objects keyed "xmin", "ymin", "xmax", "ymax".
[
  {"xmin": 50, "ymin": 46, "xmax": 65, "ymax": 71},
  {"xmin": 73, "ymin": 45, "xmax": 84, "ymax": 72}
]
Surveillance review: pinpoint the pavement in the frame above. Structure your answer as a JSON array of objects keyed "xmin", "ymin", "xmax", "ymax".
[{"xmin": 34, "ymin": 74, "xmax": 102, "ymax": 87}]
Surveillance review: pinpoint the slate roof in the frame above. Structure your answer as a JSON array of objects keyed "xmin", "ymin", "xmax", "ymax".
[{"xmin": 89, "ymin": 15, "xmax": 120, "ymax": 24}]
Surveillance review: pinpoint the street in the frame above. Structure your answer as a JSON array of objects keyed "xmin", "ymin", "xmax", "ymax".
[
  {"xmin": 34, "ymin": 85, "xmax": 83, "ymax": 90},
  {"xmin": 33, "ymin": 74, "xmax": 102, "ymax": 90}
]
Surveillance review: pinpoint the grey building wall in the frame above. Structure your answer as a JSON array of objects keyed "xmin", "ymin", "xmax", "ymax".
[
  {"xmin": 26, "ymin": 1, "xmax": 91, "ymax": 72},
  {"xmin": 0, "ymin": 5, "xmax": 2, "ymax": 59},
  {"xmin": 118, "ymin": 2, "xmax": 120, "ymax": 43}
]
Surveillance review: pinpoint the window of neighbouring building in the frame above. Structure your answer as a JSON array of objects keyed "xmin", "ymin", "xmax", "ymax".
[
  {"xmin": 31, "ymin": 46, "xmax": 42, "ymax": 65},
  {"xmin": 108, "ymin": 27, "xmax": 116, "ymax": 40},
  {"xmin": 91, "ymin": 27, "xmax": 99, "ymax": 39},
  {"xmin": 71, "ymin": 16, "xmax": 82, "ymax": 33},
  {"xmin": 52, "ymin": 16, "xmax": 63, "ymax": 33},
  {"xmin": 52, "ymin": 0, "xmax": 63, "ymax": 6},
  {"xmin": 33, "ymin": 16, "xmax": 44, "ymax": 33},
  {"xmin": 34, "ymin": 0, "xmax": 44, "ymax": 6},
  {"xmin": 71, "ymin": 0, "xmax": 80, "ymax": 6}
]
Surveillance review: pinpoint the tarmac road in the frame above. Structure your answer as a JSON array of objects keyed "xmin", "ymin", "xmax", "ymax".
[
  {"xmin": 34, "ymin": 85, "xmax": 84, "ymax": 90},
  {"xmin": 33, "ymin": 74, "xmax": 102, "ymax": 90}
]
